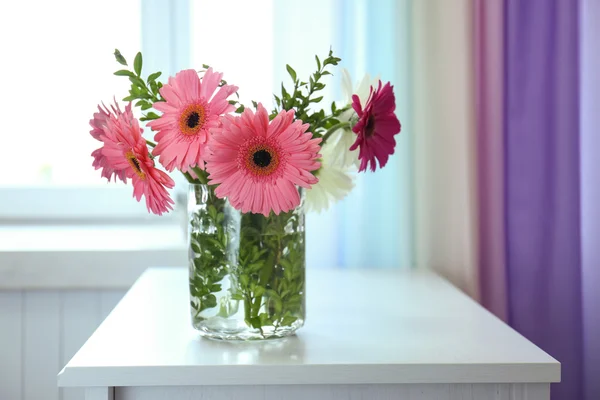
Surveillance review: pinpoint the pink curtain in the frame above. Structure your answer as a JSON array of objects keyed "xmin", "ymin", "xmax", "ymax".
[{"xmin": 473, "ymin": 0, "xmax": 508, "ymax": 321}]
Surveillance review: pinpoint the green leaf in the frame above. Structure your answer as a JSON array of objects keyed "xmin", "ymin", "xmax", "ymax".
[
  {"xmin": 281, "ymin": 83, "xmax": 289, "ymax": 100},
  {"xmin": 231, "ymin": 293, "xmax": 244, "ymax": 301},
  {"xmin": 141, "ymin": 102, "xmax": 152, "ymax": 111},
  {"xmin": 208, "ymin": 205, "xmax": 218, "ymax": 221},
  {"xmin": 272, "ymin": 296, "xmax": 283, "ymax": 314},
  {"xmin": 286, "ymin": 64, "xmax": 297, "ymax": 82},
  {"xmin": 114, "ymin": 49, "xmax": 127, "ymax": 66},
  {"xmin": 239, "ymin": 274, "xmax": 249, "ymax": 288},
  {"xmin": 249, "ymin": 316, "xmax": 262, "ymax": 329},
  {"xmin": 280, "ymin": 258, "xmax": 292, "ymax": 270},
  {"xmin": 191, "ymin": 242, "xmax": 201, "ymax": 254},
  {"xmin": 129, "ymin": 76, "xmax": 145, "ymax": 88},
  {"xmin": 281, "ymin": 315, "xmax": 297, "ymax": 326},
  {"xmin": 309, "ymin": 96, "xmax": 323, "ymax": 104},
  {"xmin": 147, "ymin": 71, "xmax": 162, "ymax": 82},
  {"xmin": 254, "ymin": 285, "xmax": 265, "ymax": 298},
  {"xmin": 315, "ymin": 55, "xmax": 321, "ymax": 70},
  {"xmin": 206, "ymin": 237, "xmax": 225, "ymax": 250},
  {"xmin": 145, "ymin": 111, "xmax": 160, "ymax": 120},
  {"xmin": 133, "ymin": 52, "xmax": 143, "ymax": 76},
  {"xmin": 284, "ymin": 266, "xmax": 293, "ymax": 282},
  {"xmin": 114, "ymin": 69, "xmax": 135, "ymax": 77},
  {"xmin": 251, "ymin": 100, "xmax": 258, "ymax": 108},
  {"xmin": 204, "ymin": 294, "xmax": 217, "ymax": 308},
  {"xmin": 235, "ymin": 105, "xmax": 245, "ymax": 113},
  {"xmin": 259, "ymin": 313, "xmax": 273, "ymax": 326}
]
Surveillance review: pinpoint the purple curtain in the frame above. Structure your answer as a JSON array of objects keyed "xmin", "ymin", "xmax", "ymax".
[
  {"xmin": 504, "ymin": 0, "xmax": 583, "ymax": 399},
  {"xmin": 581, "ymin": 0, "xmax": 600, "ymax": 399}
]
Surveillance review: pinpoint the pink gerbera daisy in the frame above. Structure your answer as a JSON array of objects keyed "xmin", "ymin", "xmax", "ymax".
[
  {"xmin": 148, "ymin": 68, "xmax": 238, "ymax": 172},
  {"xmin": 206, "ymin": 104, "xmax": 321, "ymax": 216},
  {"xmin": 89, "ymin": 102, "xmax": 128, "ymax": 183},
  {"xmin": 350, "ymin": 80, "xmax": 401, "ymax": 172},
  {"xmin": 101, "ymin": 104, "xmax": 175, "ymax": 215}
]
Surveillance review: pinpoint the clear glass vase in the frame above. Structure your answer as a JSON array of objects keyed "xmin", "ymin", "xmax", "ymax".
[{"xmin": 188, "ymin": 184, "xmax": 306, "ymax": 340}]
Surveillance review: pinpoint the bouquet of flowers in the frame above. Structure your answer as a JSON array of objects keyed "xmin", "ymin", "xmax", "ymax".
[{"xmin": 89, "ymin": 49, "xmax": 401, "ymax": 339}]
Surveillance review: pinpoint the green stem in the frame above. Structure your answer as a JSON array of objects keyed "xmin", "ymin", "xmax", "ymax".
[
  {"xmin": 321, "ymin": 121, "xmax": 352, "ymax": 145},
  {"xmin": 146, "ymin": 139, "xmax": 157, "ymax": 148},
  {"xmin": 182, "ymin": 171, "xmax": 198, "ymax": 184},
  {"xmin": 191, "ymin": 166, "xmax": 209, "ymax": 184},
  {"xmin": 244, "ymin": 295, "xmax": 252, "ymax": 326},
  {"xmin": 318, "ymin": 106, "xmax": 352, "ymax": 126}
]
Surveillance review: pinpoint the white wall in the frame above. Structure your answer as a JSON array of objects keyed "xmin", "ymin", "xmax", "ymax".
[{"xmin": 0, "ymin": 289, "xmax": 126, "ymax": 400}]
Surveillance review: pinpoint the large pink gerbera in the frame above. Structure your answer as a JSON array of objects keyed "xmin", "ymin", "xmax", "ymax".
[
  {"xmin": 148, "ymin": 68, "xmax": 238, "ymax": 172},
  {"xmin": 350, "ymin": 80, "xmax": 401, "ymax": 172},
  {"xmin": 101, "ymin": 105, "xmax": 175, "ymax": 215},
  {"xmin": 206, "ymin": 104, "xmax": 321, "ymax": 216},
  {"xmin": 89, "ymin": 102, "xmax": 128, "ymax": 183}
]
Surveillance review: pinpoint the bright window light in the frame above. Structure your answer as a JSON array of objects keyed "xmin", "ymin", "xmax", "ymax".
[
  {"xmin": 0, "ymin": 0, "xmax": 141, "ymax": 186},
  {"xmin": 190, "ymin": 0, "xmax": 274, "ymax": 107}
]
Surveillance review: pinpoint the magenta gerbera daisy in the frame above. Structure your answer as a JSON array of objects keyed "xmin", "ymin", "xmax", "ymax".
[
  {"xmin": 147, "ymin": 68, "xmax": 238, "ymax": 173},
  {"xmin": 89, "ymin": 102, "xmax": 128, "ymax": 183},
  {"xmin": 101, "ymin": 104, "xmax": 175, "ymax": 215},
  {"xmin": 206, "ymin": 104, "xmax": 321, "ymax": 216},
  {"xmin": 350, "ymin": 80, "xmax": 401, "ymax": 172}
]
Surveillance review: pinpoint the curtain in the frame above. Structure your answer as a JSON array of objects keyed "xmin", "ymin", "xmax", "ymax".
[
  {"xmin": 504, "ymin": 1, "xmax": 583, "ymax": 399},
  {"xmin": 273, "ymin": 0, "xmax": 414, "ymax": 270},
  {"xmin": 334, "ymin": 0, "xmax": 414, "ymax": 269},
  {"xmin": 474, "ymin": 0, "xmax": 508, "ymax": 321},
  {"xmin": 580, "ymin": 0, "xmax": 600, "ymax": 398}
]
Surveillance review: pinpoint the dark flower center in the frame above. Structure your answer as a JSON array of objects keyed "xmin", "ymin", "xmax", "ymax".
[
  {"xmin": 125, "ymin": 151, "xmax": 146, "ymax": 180},
  {"xmin": 253, "ymin": 149, "xmax": 272, "ymax": 168},
  {"xmin": 365, "ymin": 115, "xmax": 376, "ymax": 137},
  {"xmin": 130, "ymin": 157, "xmax": 142, "ymax": 173},
  {"xmin": 186, "ymin": 111, "xmax": 200, "ymax": 128}
]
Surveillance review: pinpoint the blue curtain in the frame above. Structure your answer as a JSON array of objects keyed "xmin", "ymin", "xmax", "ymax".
[
  {"xmin": 274, "ymin": 0, "xmax": 413, "ymax": 269},
  {"xmin": 335, "ymin": 0, "xmax": 413, "ymax": 269}
]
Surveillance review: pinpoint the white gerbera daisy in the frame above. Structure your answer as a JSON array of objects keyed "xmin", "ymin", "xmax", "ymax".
[
  {"xmin": 305, "ymin": 141, "xmax": 355, "ymax": 213},
  {"xmin": 326, "ymin": 69, "xmax": 379, "ymax": 169}
]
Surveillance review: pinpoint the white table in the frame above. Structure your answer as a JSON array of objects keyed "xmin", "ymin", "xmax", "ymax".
[{"xmin": 58, "ymin": 268, "xmax": 560, "ymax": 400}]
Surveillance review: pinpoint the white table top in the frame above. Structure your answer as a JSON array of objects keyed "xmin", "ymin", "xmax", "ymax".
[{"xmin": 58, "ymin": 267, "xmax": 559, "ymax": 387}]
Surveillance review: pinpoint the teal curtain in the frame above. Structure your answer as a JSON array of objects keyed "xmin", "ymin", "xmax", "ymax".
[
  {"xmin": 334, "ymin": 0, "xmax": 413, "ymax": 269},
  {"xmin": 273, "ymin": 0, "xmax": 413, "ymax": 269}
]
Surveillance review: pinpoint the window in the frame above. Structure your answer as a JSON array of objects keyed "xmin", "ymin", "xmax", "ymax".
[
  {"xmin": 0, "ymin": 0, "xmax": 144, "ymax": 220},
  {"xmin": 0, "ymin": 0, "xmax": 141, "ymax": 186}
]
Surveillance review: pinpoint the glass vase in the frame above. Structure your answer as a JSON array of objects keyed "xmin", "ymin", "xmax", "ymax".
[{"xmin": 188, "ymin": 184, "xmax": 306, "ymax": 340}]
